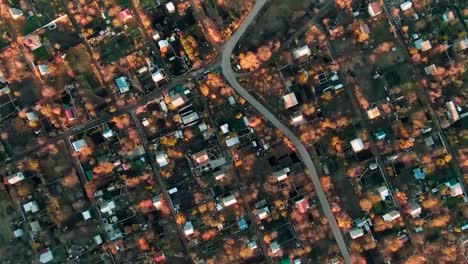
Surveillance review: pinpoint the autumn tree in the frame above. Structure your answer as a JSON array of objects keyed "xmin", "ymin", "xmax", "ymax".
[{"xmin": 359, "ymin": 198, "xmax": 373, "ymax": 212}]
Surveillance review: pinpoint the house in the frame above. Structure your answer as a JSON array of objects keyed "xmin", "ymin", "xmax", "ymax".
[
  {"xmin": 152, "ymin": 31, "xmax": 161, "ymax": 41},
  {"xmin": 226, "ymin": 136, "xmax": 240, "ymax": 147},
  {"xmin": 181, "ymin": 112, "xmax": 199, "ymax": 125},
  {"xmin": 165, "ymin": 1, "xmax": 176, "ymax": 13},
  {"xmin": 414, "ymin": 39, "xmax": 432, "ymax": 51},
  {"xmin": 424, "ymin": 64, "xmax": 437, "ymax": 75},
  {"xmin": 38, "ymin": 64, "xmax": 49, "ymax": 76},
  {"xmin": 366, "ymin": 107, "xmax": 381, "ymax": 119},
  {"xmin": 26, "ymin": 112, "xmax": 39, "ymax": 122},
  {"xmin": 220, "ymin": 123, "xmax": 229, "ymax": 134},
  {"xmin": 82, "ymin": 210, "xmax": 92, "ymax": 220},
  {"xmin": 193, "ymin": 150, "xmax": 210, "ymax": 165},
  {"xmin": 153, "ymin": 195, "xmax": 162, "ymax": 209},
  {"xmin": 238, "ymin": 219, "xmax": 248, "ymax": 230},
  {"xmin": 23, "ymin": 200, "xmax": 39, "ymax": 213},
  {"xmin": 23, "ymin": 34, "xmax": 42, "ymax": 51},
  {"xmin": 158, "ymin": 39, "xmax": 170, "ymax": 50},
  {"xmin": 274, "ymin": 167, "xmax": 290, "ymax": 182},
  {"xmin": 30, "ymin": 220, "xmax": 41, "ymax": 234},
  {"xmin": 154, "ymin": 251, "xmax": 166, "ymax": 263},
  {"xmin": 413, "ymin": 167, "xmax": 426, "ymax": 180},
  {"xmin": 350, "ymin": 137, "xmax": 365, "ymax": 152},
  {"xmin": 64, "ymin": 106, "xmax": 77, "ymax": 121},
  {"xmin": 9, "ymin": 7, "xmax": 23, "ymax": 19},
  {"xmin": 368, "ymin": 2, "xmax": 383, "ymax": 17},
  {"xmin": 360, "ymin": 24, "xmax": 371, "ymax": 35},
  {"xmin": 39, "ymin": 248, "xmax": 53, "ymax": 263},
  {"xmin": 375, "ymin": 131, "xmax": 386, "ymax": 140},
  {"xmin": 117, "ymin": 9, "xmax": 133, "ymax": 23},
  {"xmin": 295, "ymin": 198, "xmax": 309, "ymax": 214},
  {"xmin": 102, "ymin": 128, "xmax": 114, "ymax": 139},
  {"xmin": 248, "ymin": 241, "xmax": 258, "ymax": 250},
  {"xmin": 115, "ymin": 76, "xmax": 130, "ymax": 93},
  {"xmin": 155, "ymin": 151, "xmax": 169, "ymax": 167},
  {"xmin": 442, "ymin": 11, "xmax": 455, "ymax": 22},
  {"xmin": 349, "ymin": 227, "xmax": 364, "ymax": 239},
  {"xmin": 400, "ymin": 1, "xmax": 412, "ymax": 11},
  {"xmin": 458, "ymin": 39, "xmax": 468, "ymax": 50},
  {"xmin": 383, "ymin": 210, "xmax": 400, "ymax": 222},
  {"xmin": 222, "ymin": 194, "xmax": 237, "ymax": 207},
  {"xmin": 257, "ymin": 206, "xmax": 270, "ymax": 220},
  {"xmin": 171, "ymin": 93, "xmax": 187, "ymax": 108},
  {"xmin": 283, "ymin": 92, "xmax": 299, "ymax": 109},
  {"xmin": 377, "ymin": 186, "xmax": 389, "ymax": 201},
  {"xmin": 183, "ymin": 221, "xmax": 194, "ymax": 236},
  {"xmin": 408, "ymin": 200, "xmax": 421, "ymax": 218},
  {"xmin": 291, "ymin": 111, "xmax": 305, "ymax": 126},
  {"xmin": 94, "ymin": 234, "xmax": 103, "ymax": 245},
  {"xmin": 446, "ymin": 101, "xmax": 460, "ymax": 122},
  {"xmin": 100, "ymin": 200, "xmax": 116, "ymax": 215},
  {"xmin": 72, "ymin": 139, "xmax": 87, "ymax": 152},
  {"xmin": 270, "ymin": 241, "xmax": 281, "ymax": 254},
  {"xmin": 446, "ymin": 179, "xmax": 463, "ymax": 197},
  {"xmin": 292, "ymin": 45, "xmax": 311, "ymax": 59},
  {"xmin": 6, "ymin": 172, "xmax": 25, "ymax": 185},
  {"xmin": 13, "ymin": 228, "xmax": 24, "ymax": 238},
  {"xmin": 151, "ymin": 70, "xmax": 166, "ymax": 83},
  {"xmin": 214, "ymin": 170, "xmax": 226, "ymax": 181}
]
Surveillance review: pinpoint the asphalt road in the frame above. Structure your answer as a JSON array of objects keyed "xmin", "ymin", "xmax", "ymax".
[{"xmin": 221, "ymin": 0, "xmax": 352, "ymax": 263}]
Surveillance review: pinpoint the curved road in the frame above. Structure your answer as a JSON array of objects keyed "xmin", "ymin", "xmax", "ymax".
[{"xmin": 221, "ymin": 1, "xmax": 351, "ymax": 263}]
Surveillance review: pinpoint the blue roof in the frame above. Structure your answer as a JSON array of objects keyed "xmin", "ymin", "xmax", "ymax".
[
  {"xmin": 115, "ymin": 76, "xmax": 129, "ymax": 93},
  {"xmin": 413, "ymin": 168, "xmax": 426, "ymax": 180},
  {"xmin": 375, "ymin": 131, "xmax": 386, "ymax": 140},
  {"xmin": 238, "ymin": 219, "xmax": 248, "ymax": 230}
]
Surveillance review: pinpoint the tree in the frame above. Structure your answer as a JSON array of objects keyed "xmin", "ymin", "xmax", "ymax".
[
  {"xmin": 92, "ymin": 162, "xmax": 115, "ymax": 176},
  {"xmin": 238, "ymin": 52, "xmax": 261, "ymax": 71},
  {"xmin": 359, "ymin": 198, "xmax": 373, "ymax": 212},
  {"xmin": 320, "ymin": 176, "xmax": 334, "ymax": 193},
  {"xmin": 111, "ymin": 115, "xmax": 130, "ymax": 129},
  {"xmin": 427, "ymin": 215, "xmax": 450, "ymax": 228},
  {"xmin": 176, "ymin": 213, "xmax": 186, "ymax": 225}
]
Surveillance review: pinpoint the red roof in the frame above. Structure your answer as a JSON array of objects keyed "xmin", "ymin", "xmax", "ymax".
[
  {"xmin": 369, "ymin": 2, "xmax": 382, "ymax": 16},
  {"xmin": 64, "ymin": 108, "xmax": 76, "ymax": 121},
  {"xmin": 154, "ymin": 251, "xmax": 166, "ymax": 263},
  {"xmin": 23, "ymin": 34, "xmax": 42, "ymax": 51},
  {"xmin": 296, "ymin": 198, "xmax": 309, "ymax": 214},
  {"xmin": 117, "ymin": 9, "xmax": 133, "ymax": 22}
]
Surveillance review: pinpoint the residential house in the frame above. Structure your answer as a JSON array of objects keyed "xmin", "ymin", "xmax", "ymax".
[
  {"xmin": 383, "ymin": 210, "xmax": 400, "ymax": 222},
  {"xmin": 155, "ymin": 151, "xmax": 169, "ymax": 167},
  {"xmin": 256, "ymin": 206, "xmax": 270, "ymax": 220},
  {"xmin": 151, "ymin": 70, "xmax": 166, "ymax": 84},
  {"xmin": 377, "ymin": 186, "xmax": 389, "ymax": 201},
  {"xmin": 292, "ymin": 45, "xmax": 311, "ymax": 59},
  {"xmin": 170, "ymin": 93, "xmax": 187, "ymax": 108},
  {"xmin": 270, "ymin": 241, "xmax": 281, "ymax": 254},
  {"xmin": 152, "ymin": 195, "xmax": 162, "ymax": 209},
  {"xmin": 115, "ymin": 76, "xmax": 130, "ymax": 93},
  {"xmin": 400, "ymin": 1, "xmax": 412, "ymax": 11},
  {"xmin": 193, "ymin": 150, "xmax": 210, "ymax": 165},
  {"xmin": 226, "ymin": 136, "xmax": 240, "ymax": 147},
  {"xmin": 408, "ymin": 200, "xmax": 421, "ymax": 218},
  {"xmin": 349, "ymin": 227, "xmax": 364, "ymax": 239},
  {"xmin": 6, "ymin": 172, "xmax": 25, "ymax": 185},
  {"xmin": 39, "ymin": 248, "xmax": 53, "ymax": 264},
  {"xmin": 82, "ymin": 210, "xmax": 92, "ymax": 220},
  {"xmin": 23, "ymin": 200, "xmax": 39, "ymax": 213},
  {"xmin": 72, "ymin": 139, "xmax": 87, "ymax": 152},
  {"xmin": 295, "ymin": 198, "xmax": 309, "ymax": 214},
  {"xmin": 181, "ymin": 111, "xmax": 199, "ymax": 125},
  {"xmin": 350, "ymin": 137, "xmax": 365, "ymax": 152},
  {"xmin": 183, "ymin": 221, "xmax": 194, "ymax": 236},
  {"xmin": 117, "ymin": 9, "xmax": 133, "ymax": 23},
  {"xmin": 274, "ymin": 167, "xmax": 290, "ymax": 182},
  {"xmin": 282, "ymin": 92, "xmax": 299, "ymax": 109},
  {"xmin": 165, "ymin": 2, "xmax": 176, "ymax": 13},
  {"xmin": 446, "ymin": 179, "xmax": 463, "ymax": 197},
  {"xmin": 23, "ymin": 34, "xmax": 42, "ymax": 51},
  {"xmin": 9, "ymin": 7, "xmax": 23, "ymax": 19},
  {"xmin": 222, "ymin": 194, "xmax": 237, "ymax": 207},
  {"xmin": 368, "ymin": 2, "xmax": 383, "ymax": 17}
]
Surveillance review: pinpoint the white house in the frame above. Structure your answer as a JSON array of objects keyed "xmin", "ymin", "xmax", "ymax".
[
  {"xmin": 23, "ymin": 200, "xmax": 39, "ymax": 213},
  {"xmin": 424, "ymin": 64, "xmax": 437, "ymax": 75},
  {"xmin": 408, "ymin": 200, "xmax": 422, "ymax": 218},
  {"xmin": 367, "ymin": 107, "xmax": 381, "ymax": 119},
  {"xmin": 446, "ymin": 180, "xmax": 463, "ymax": 197},
  {"xmin": 170, "ymin": 93, "xmax": 187, "ymax": 108},
  {"xmin": 400, "ymin": 1, "xmax": 412, "ymax": 11},
  {"xmin": 349, "ymin": 227, "xmax": 364, "ymax": 239},
  {"xmin": 270, "ymin": 241, "xmax": 281, "ymax": 254},
  {"xmin": 153, "ymin": 195, "xmax": 162, "ymax": 209},
  {"xmin": 183, "ymin": 221, "xmax": 194, "ymax": 236},
  {"xmin": 82, "ymin": 210, "xmax": 92, "ymax": 220},
  {"xmin": 155, "ymin": 151, "xmax": 169, "ymax": 167},
  {"xmin": 165, "ymin": 1, "xmax": 176, "ymax": 13},
  {"xmin": 274, "ymin": 167, "xmax": 290, "ymax": 182},
  {"xmin": 100, "ymin": 200, "xmax": 116, "ymax": 215},
  {"xmin": 6, "ymin": 172, "xmax": 25, "ymax": 185},
  {"xmin": 283, "ymin": 92, "xmax": 299, "ymax": 109},
  {"xmin": 293, "ymin": 45, "xmax": 311, "ymax": 59},
  {"xmin": 214, "ymin": 170, "xmax": 226, "ymax": 181},
  {"xmin": 226, "ymin": 136, "xmax": 240, "ymax": 147},
  {"xmin": 39, "ymin": 248, "xmax": 53, "ymax": 263},
  {"xmin": 151, "ymin": 70, "xmax": 166, "ymax": 83},
  {"xmin": 257, "ymin": 206, "xmax": 270, "ymax": 220},
  {"xmin": 72, "ymin": 139, "xmax": 87, "ymax": 152},
  {"xmin": 38, "ymin": 64, "xmax": 49, "ymax": 76},
  {"xmin": 9, "ymin": 7, "xmax": 23, "ymax": 19},
  {"xmin": 181, "ymin": 112, "xmax": 199, "ymax": 125},
  {"xmin": 220, "ymin": 123, "xmax": 229, "ymax": 134},
  {"xmin": 383, "ymin": 210, "xmax": 400, "ymax": 222},
  {"xmin": 350, "ymin": 138, "xmax": 365, "ymax": 152},
  {"xmin": 222, "ymin": 194, "xmax": 237, "ymax": 207},
  {"xmin": 377, "ymin": 186, "xmax": 389, "ymax": 201}
]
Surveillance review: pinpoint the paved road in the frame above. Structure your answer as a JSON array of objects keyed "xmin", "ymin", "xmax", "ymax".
[{"xmin": 221, "ymin": 0, "xmax": 351, "ymax": 263}]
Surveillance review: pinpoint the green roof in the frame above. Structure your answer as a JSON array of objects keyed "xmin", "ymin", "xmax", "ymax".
[{"xmin": 85, "ymin": 170, "xmax": 93, "ymax": 181}]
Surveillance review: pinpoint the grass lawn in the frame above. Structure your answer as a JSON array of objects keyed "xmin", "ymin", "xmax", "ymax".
[
  {"xmin": 23, "ymin": 16, "xmax": 45, "ymax": 35},
  {"xmin": 32, "ymin": 45, "xmax": 51, "ymax": 61},
  {"xmin": 32, "ymin": 0, "xmax": 65, "ymax": 22},
  {"xmin": 98, "ymin": 34, "xmax": 137, "ymax": 64}
]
